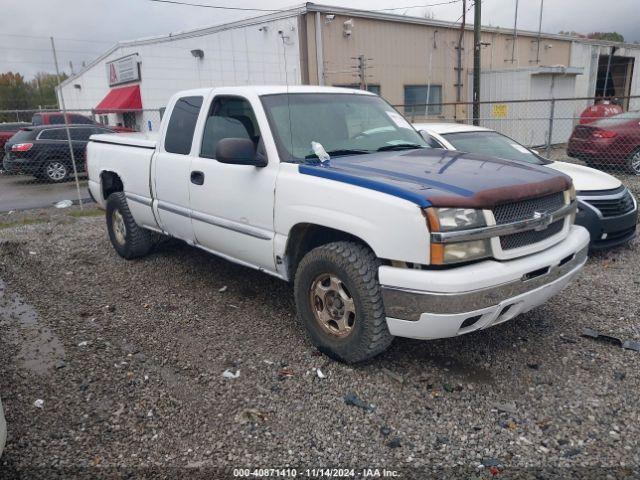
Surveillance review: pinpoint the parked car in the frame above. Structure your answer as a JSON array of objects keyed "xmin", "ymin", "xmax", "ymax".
[
  {"xmin": 0, "ymin": 122, "xmax": 30, "ymax": 151},
  {"xmin": 415, "ymin": 123, "xmax": 637, "ymax": 250},
  {"xmin": 3, "ymin": 125, "xmax": 115, "ymax": 182},
  {"xmin": 0, "ymin": 396, "xmax": 5, "ymax": 458},
  {"xmin": 567, "ymin": 111, "xmax": 640, "ymax": 175},
  {"xmin": 87, "ymin": 86, "xmax": 589, "ymax": 363},
  {"xmin": 32, "ymin": 112, "xmax": 133, "ymax": 133}
]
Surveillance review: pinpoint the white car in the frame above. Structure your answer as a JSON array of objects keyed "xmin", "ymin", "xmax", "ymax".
[
  {"xmin": 415, "ymin": 123, "xmax": 637, "ymax": 249},
  {"xmin": 0, "ymin": 397, "xmax": 6, "ymax": 457}
]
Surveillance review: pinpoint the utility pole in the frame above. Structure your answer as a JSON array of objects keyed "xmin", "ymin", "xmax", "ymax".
[
  {"xmin": 511, "ymin": 0, "xmax": 519, "ymax": 63},
  {"xmin": 472, "ymin": 0, "xmax": 481, "ymax": 125},
  {"xmin": 535, "ymin": 0, "xmax": 544, "ymax": 64},
  {"xmin": 455, "ymin": 0, "xmax": 466, "ymax": 102},
  {"xmin": 50, "ymin": 37, "xmax": 83, "ymax": 210}
]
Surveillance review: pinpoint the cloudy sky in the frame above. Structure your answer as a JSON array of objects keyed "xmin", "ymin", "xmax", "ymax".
[{"xmin": 1, "ymin": 0, "xmax": 638, "ymax": 79}]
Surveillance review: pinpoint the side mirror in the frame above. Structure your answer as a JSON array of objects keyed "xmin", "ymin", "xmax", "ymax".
[
  {"xmin": 419, "ymin": 130, "xmax": 429, "ymax": 140},
  {"xmin": 215, "ymin": 138, "xmax": 266, "ymax": 167}
]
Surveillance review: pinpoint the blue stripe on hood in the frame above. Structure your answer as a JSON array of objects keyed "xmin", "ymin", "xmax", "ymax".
[{"xmin": 299, "ymin": 162, "xmax": 433, "ymax": 207}]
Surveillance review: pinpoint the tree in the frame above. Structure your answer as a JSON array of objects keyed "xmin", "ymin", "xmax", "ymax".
[
  {"xmin": 0, "ymin": 71, "xmax": 65, "ymax": 110},
  {"xmin": 587, "ymin": 32, "xmax": 625, "ymax": 43},
  {"xmin": 0, "ymin": 72, "xmax": 32, "ymax": 110}
]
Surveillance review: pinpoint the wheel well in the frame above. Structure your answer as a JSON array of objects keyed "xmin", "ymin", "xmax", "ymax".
[
  {"xmin": 284, "ymin": 223, "xmax": 374, "ymax": 280},
  {"xmin": 101, "ymin": 171, "xmax": 123, "ymax": 200}
]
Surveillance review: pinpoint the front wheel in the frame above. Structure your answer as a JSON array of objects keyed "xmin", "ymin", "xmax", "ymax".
[
  {"xmin": 106, "ymin": 192, "xmax": 154, "ymax": 259},
  {"xmin": 294, "ymin": 241, "xmax": 393, "ymax": 363}
]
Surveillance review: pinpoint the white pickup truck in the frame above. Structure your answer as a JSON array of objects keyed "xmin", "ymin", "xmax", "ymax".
[{"xmin": 87, "ymin": 86, "xmax": 590, "ymax": 363}]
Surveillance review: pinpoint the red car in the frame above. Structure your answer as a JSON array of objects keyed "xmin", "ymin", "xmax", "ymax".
[
  {"xmin": 0, "ymin": 122, "xmax": 30, "ymax": 151},
  {"xmin": 568, "ymin": 111, "xmax": 640, "ymax": 175},
  {"xmin": 32, "ymin": 112, "xmax": 133, "ymax": 132}
]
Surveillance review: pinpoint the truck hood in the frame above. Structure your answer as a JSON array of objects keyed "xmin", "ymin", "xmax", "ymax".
[
  {"xmin": 299, "ymin": 149, "xmax": 571, "ymax": 208},
  {"xmin": 546, "ymin": 160, "xmax": 620, "ymax": 192}
]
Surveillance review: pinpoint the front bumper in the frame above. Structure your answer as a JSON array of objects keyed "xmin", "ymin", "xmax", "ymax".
[
  {"xmin": 576, "ymin": 196, "xmax": 638, "ymax": 250},
  {"xmin": 379, "ymin": 225, "xmax": 590, "ymax": 340}
]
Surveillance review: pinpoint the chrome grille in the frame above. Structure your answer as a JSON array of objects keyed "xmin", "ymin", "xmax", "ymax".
[
  {"xmin": 584, "ymin": 190, "xmax": 635, "ymax": 218},
  {"xmin": 499, "ymin": 220, "xmax": 564, "ymax": 250},
  {"xmin": 493, "ymin": 192, "xmax": 565, "ymax": 224},
  {"xmin": 492, "ymin": 192, "xmax": 566, "ymax": 251}
]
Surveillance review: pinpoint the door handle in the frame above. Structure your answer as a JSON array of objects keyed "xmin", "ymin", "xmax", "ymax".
[{"xmin": 190, "ymin": 170, "xmax": 205, "ymax": 185}]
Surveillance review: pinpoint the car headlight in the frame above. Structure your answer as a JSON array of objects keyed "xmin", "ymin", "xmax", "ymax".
[{"xmin": 425, "ymin": 207, "xmax": 491, "ymax": 265}]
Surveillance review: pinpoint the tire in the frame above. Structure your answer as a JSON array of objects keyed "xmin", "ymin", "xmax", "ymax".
[
  {"xmin": 106, "ymin": 192, "xmax": 154, "ymax": 259},
  {"xmin": 627, "ymin": 148, "xmax": 640, "ymax": 176},
  {"xmin": 294, "ymin": 241, "xmax": 393, "ymax": 363},
  {"xmin": 42, "ymin": 160, "xmax": 69, "ymax": 183}
]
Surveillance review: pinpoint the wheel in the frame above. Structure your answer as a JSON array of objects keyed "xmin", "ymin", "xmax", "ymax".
[
  {"xmin": 42, "ymin": 160, "xmax": 68, "ymax": 183},
  {"xmin": 294, "ymin": 241, "xmax": 393, "ymax": 363},
  {"xmin": 627, "ymin": 148, "xmax": 640, "ymax": 175},
  {"xmin": 106, "ymin": 192, "xmax": 154, "ymax": 259}
]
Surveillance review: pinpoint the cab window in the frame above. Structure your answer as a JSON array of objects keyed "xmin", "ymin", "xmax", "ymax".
[
  {"xmin": 164, "ymin": 96, "xmax": 204, "ymax": 154},
  {"xmin": 200, "ymin": 96, "xmax": 260, "ymax": 159}
]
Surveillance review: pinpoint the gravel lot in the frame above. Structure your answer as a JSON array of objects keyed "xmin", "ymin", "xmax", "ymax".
[{"xmin": 0, "ymin": 169, "xmax": 639, "ymax": 479}]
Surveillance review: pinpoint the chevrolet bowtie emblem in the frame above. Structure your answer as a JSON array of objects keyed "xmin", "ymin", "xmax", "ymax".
[{"xmin": 533, "ymin": 210, "xmax": 553, "ymax": 231}]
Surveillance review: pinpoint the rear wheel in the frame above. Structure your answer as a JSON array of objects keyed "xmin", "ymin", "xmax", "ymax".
[
  {"xmin": 294, "ymin": 241, "xmax": 393, "ymax": 363},
  {"xmin": 106, "ymin": 192, "xmax": 154, "ymax": 259},
  {"xmin": 42, "ymin": 160, "xmax": 68, "ymax": 183},
  {"xmin": 627, "ymin": 148, "xmax": 640, "ymax": 175}
]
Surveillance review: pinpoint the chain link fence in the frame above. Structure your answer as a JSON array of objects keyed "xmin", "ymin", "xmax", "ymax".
[
  {"xmin": 0, "ymin": 109, "xmax": 162, "ymax": 211},
  {"xmin": 394, "ymin": 95, "xmax": 640, "ymax": 177},
  {"xmin": 1, "ymin": 97, "xmax": 639, "ymax": 211}
]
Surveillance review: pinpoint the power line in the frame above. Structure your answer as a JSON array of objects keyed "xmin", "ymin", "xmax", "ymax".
[
  {"xmin": 374, "ymin": 0, "xmax": 462, "ymax": 11},
  {"xmin": 147, "ymin": 0, "xmax": 284, "ymax": 11}
]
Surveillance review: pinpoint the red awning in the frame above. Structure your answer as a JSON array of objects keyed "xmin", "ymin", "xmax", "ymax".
[{"xmin": 94, "ymin": 85, "xmax": 142, "ymax": 113}]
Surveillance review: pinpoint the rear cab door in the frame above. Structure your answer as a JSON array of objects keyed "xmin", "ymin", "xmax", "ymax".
[{"xmin": 152, "ymin": 93, "xmax": 204, "ymax": 242}]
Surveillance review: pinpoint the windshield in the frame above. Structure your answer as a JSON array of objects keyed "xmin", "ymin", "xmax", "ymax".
[
  {"xmin": 260, "ymin": 93, "xmax": 428, "ymax": 162},
  {"xmin": 442, "ymin": 130, "xmax": 546, "ymax": 165}
]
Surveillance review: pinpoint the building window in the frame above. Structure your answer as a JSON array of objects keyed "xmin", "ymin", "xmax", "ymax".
[
  {"xmin": 334, "ymin": 84, "xmax": 381, "ymax": 96},
  {"xmin": 404, "ymin": 85, "xmax": 442, "ymax": 116}
]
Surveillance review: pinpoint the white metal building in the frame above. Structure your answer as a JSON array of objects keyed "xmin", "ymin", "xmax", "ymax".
[{"xmin": 58, "ymin": 3, "xmax": 640, "ymax": 134}]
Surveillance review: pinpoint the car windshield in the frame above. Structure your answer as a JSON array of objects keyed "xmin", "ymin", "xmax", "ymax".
[
  {"xmin": 260, "ymin": 93, "xmax": 428, "ymax": 162},
  {"xmin": 592, "ymin": 111, "xmax": 640, "ymax": 127},
  {"xmin": 442, "ymin": 130, "xmax": 546, "ymax": 165}
]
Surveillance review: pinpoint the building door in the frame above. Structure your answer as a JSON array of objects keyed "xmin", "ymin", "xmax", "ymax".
[{"xmin": 123, "ymin": 112, "xmax": 137, "ymax": 130}]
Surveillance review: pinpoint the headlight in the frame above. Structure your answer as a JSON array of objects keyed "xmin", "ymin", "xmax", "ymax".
[{"xmin": 425, "ymin": 207, "xmax": 490, "ymax": 265}]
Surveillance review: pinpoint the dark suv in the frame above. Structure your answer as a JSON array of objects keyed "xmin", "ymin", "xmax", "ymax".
[{"xmin": 3, "ymin": 125, "xmax": 115, "ymax": 182}]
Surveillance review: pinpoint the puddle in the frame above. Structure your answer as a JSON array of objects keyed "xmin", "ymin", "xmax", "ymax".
[{"xmin": 0, "ymin": 280, "xmax": 66, "ymax": 374}]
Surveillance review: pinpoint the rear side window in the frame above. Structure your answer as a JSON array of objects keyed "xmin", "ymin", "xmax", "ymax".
[
  {"xmin": 70, "ymin": 128, "xmax": 94, "ymax": 141},
  {"xmin": 10, "ymin": 129, "xmax": 36, "ymax": 142},
  {"xmin": 39, "ymin": 129, "xmax": 67, "ymax": 140},
  {"xmin": 49, "ymin": 115, "xmax": 65, "ymax": 125},
  {"xmin": 164, "ymin": 96, "xmax": 203, "ymax": 154},
  {"xmin": 70, "ymin": 114, "xmax": 94, "ymax": 125}
]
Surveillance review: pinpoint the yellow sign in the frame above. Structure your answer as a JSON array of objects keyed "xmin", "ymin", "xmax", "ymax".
[{"xmin": 492, "ymin": 104, "xmax": 508, "ymax": 119}]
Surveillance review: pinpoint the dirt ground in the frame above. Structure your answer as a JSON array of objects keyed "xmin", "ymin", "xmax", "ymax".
[{"xmin": 0, "ymin": 184, "xmax": 639, "ymax": 479}]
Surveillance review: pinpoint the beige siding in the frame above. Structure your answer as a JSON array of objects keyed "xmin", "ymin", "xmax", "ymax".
[{"xmin": 304, "ymin": 13, "xmax": 572, "ymax": 106}]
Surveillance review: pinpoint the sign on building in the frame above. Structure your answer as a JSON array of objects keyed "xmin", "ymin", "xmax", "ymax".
[{"xmin": 106, "ymin": 54, "xmax": 140, "ymax": 87}]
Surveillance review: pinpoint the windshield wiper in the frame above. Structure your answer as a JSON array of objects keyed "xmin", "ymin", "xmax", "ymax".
[
  {"xmin": 377, "ymin": 144, "xmax": 426, "ymax": 152},
  {"xmin": 305, "ymin": 149, "xmax": 370, "ymax": 159}
]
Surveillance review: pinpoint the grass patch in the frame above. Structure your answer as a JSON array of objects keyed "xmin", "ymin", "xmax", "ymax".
[
  {"xmin": 68, "ymin": 208, "xmax": 104, "ymax": 218},
  {"xmin": 0, "ymin": 218, "xmax": 48, "ymax": 230}
]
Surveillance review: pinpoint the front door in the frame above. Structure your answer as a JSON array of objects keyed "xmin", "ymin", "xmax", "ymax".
[
  {"xmin": 189, "ymin": 95, "xmax": 277, "ymax": 271},
  {"xmin": 153, "ymin": 95, "xmax": 203, "ymax": 242}
]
